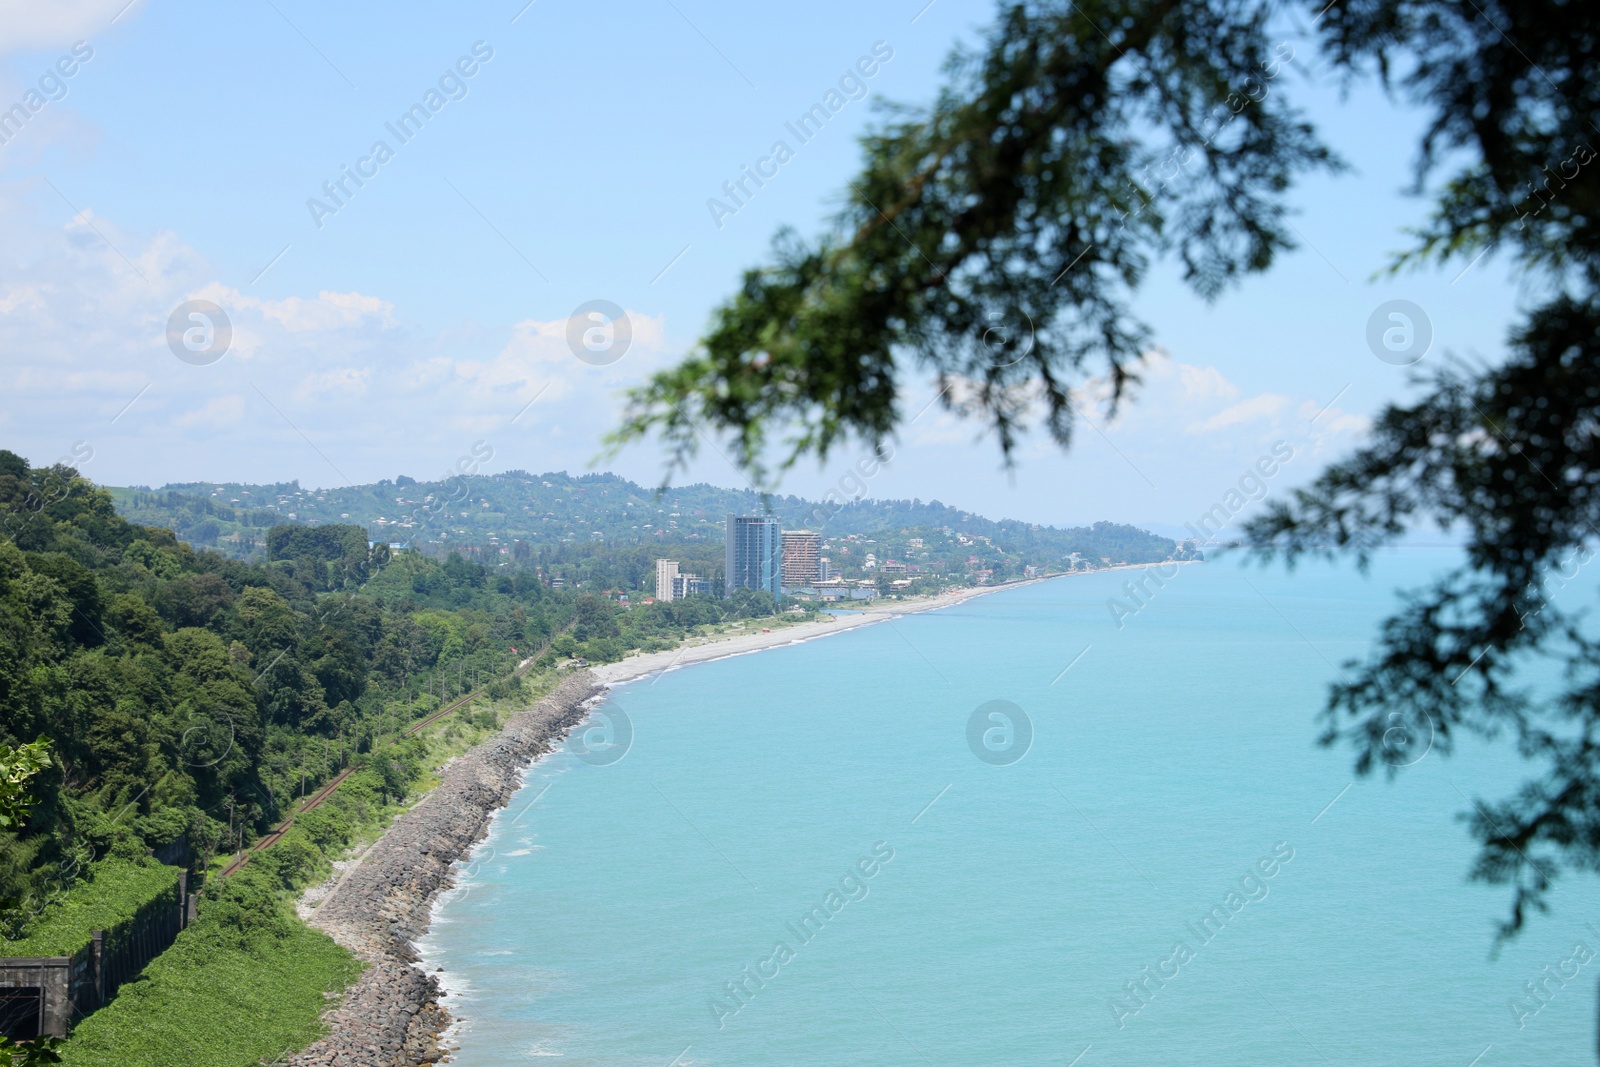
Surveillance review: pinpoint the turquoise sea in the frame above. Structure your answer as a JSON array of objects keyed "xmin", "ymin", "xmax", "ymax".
[{"xmin": 420, "ymin": 550, "xmax": 1600, "ymax": 1065}]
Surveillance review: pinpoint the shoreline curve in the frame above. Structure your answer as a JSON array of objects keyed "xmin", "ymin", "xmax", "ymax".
[
  {"xmin": 286, "ymin": 672, "xmax": 603, "ymax": 1067},
  {"xmin": 287, "ymin": 563, "xmax": 1192, "ymax": 1063}
]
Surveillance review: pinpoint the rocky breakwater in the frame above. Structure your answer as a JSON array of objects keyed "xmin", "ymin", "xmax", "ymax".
[{"xmin": 287, "ymin": 671, "xmax": 604, "ymax": 1067}]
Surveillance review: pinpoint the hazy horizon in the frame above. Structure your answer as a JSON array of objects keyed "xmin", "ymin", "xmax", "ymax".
[{"xmin": 0, "ymin": 0, "xmax": 1525, "ymax": 535}]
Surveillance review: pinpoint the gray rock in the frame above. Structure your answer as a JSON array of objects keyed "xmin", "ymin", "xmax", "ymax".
[{"xmin": 285, "ymin": 672, "xmax": 602, "ymax": 1067}]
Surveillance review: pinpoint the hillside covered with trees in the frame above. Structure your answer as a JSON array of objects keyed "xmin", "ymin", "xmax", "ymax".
[
  {"xmin": 0, "ymin": 451, "xmax": 574, "ymax": 920},
  {"xmin": 0, "ymin": 450, "xmax": 818, "ymax": 1065},
  {"xmin": 110, "ymin": 469, "xmax": 1184, "ymax": 586}
]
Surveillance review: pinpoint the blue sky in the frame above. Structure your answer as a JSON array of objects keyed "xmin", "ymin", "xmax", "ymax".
[{"xmin": 0, "ymin": 0, "xmax": 1526, "ymax": 533}]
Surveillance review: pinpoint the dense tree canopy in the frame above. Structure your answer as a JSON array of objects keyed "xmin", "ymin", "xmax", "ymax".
[
  {"xmin": 0, "ymin": 451, "xmax": 571, "ymax": 924},
  {"xmin": 609, "ymin": 0, "xmax": 1600, "ymax": 947}
]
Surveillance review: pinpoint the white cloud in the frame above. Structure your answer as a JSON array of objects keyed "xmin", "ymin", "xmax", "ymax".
[
  {"xmin": 251, "ymin": 289, "xmax": 397, "ymax": 334},
  {"xmin": 1172, "ymin": 360, "xmax": 1239, "ymax": 404},
  {"xmin": 293, "ymin": 367, "xmax": 372, "ymax": 404},
  {"xmin": 1187, "ymin": 392, "xmax": 1293, "ymax": 433},
  {"xmin": 0, "ymin": 179, "xmax": 1378, "ymax": 527},
  {"xmin": 0, "ymin": 181, "xmax": 677, "ymax": 488},
  {"xmin": 0, "ymin": 0, "xmax": 139, "ymax": 55},
  {"xmin": 174, "ymin": 394, "xmax": 244, "ymax": 428}
]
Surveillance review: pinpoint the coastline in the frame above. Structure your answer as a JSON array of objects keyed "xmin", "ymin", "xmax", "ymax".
[
  {"xmin": 592, "ymin": 572, "xmax": 1055, "ymax": 686},
  {"xmin": 286, "ymin": 673, "xmax": 603, "ymax": 1067},
  {"xmin": 591, "ymin": 562, "xmax": 1195, "ymax": 686},
  {"xmin": 288, "ymin": 561, "xmax": 1191, "ymax": 1065}
]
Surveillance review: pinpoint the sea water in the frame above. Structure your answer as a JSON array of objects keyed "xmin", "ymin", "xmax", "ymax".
[{"xmin": 419, "ymin": 550, "xmax": 1600, "ymax": 1065}]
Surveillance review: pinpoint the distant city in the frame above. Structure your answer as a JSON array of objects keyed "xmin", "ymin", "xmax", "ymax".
[
  {"xmin": 107, "ymin": 470, "xmax": 1196, "ymax": 600},
  {"xmin": 650, "ymin": 514, "xmax": 1139, "ymax": 605}
]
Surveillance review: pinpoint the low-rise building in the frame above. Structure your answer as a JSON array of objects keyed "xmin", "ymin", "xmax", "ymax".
[{"xmin": 673, "ymin": 573, "xmax": 711, "ymax": 598}]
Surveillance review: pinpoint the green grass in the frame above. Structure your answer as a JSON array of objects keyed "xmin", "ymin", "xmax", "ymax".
[
  {"xmin": 416, "ymin": 669, "xmax": 564, "ymax": 775},
  {"xmin": 2, "ymin": 860, "xmax": 181, "ymax": 958},
  {"xmin": 57, "ymin": 871, "xmax": 362, "ymax": 1067}
]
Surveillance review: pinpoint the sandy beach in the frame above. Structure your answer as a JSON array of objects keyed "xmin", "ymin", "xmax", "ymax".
[
  {"xmin": 590, "ymin": 573, "xmax": 1058, "ymax": 686},
  {"xmin": 590, "ymin": 560, "xmax": 1203, "ymax": 686}
]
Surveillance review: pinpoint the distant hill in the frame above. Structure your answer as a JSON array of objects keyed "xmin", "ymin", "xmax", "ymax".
[{"xmin": 110, "ymin": 470, "xmax": 1195, "ymax": 586}]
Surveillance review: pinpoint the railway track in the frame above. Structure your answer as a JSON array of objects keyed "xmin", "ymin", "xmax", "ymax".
[{"xmin": 218, "ymin": 647, "xmax": 551, "ymax": 879}]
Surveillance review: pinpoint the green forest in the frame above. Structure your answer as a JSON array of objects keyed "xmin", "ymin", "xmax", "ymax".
[
  {"xmin": 0, "ymin": 449, "xmax": 571, "ymax": 916},
  {"xmin": 0, "ymin": 450, "xmax": 822, "ymax": 907},
  {"xmin": 0, "ymin": 451, "xmax": 814, "ymax": 1066}
]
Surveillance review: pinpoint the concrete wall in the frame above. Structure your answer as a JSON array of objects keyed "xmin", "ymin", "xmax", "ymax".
[
  {"xmin": 0, "ymin": 870, "xmax": 189, "ymax": 1038},
  {"xmin": 0, "ymin": 955, "xmax": 74, "ymax": 1039}
]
